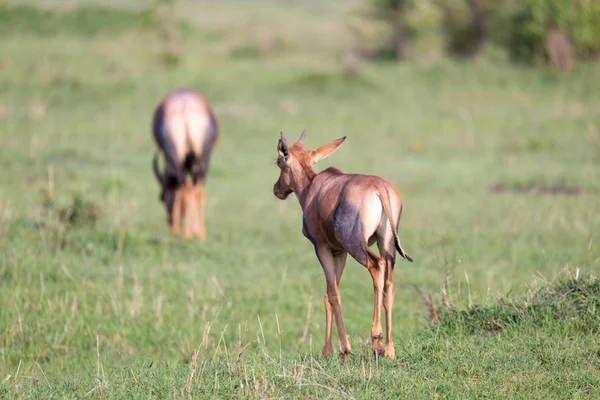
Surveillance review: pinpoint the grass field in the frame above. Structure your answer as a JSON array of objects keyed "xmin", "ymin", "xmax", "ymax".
[{"xmin": 1, "ymin": 1, "xmax": 599, "ymax": 398}]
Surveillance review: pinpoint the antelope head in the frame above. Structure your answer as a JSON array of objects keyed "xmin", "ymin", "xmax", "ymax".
[
  {"xmin": 153, "ymin": 152, "xmax": 179, "ymax": 223},
  {"xmin": 273, "ymin": 129, "xmax": 346, "ymax": 201}
]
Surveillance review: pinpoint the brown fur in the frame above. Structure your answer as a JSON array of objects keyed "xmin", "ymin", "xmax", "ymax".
[
  {"xmin": 273, "ymin": 130, "xmax": 413, "ymax": 360},
  {"xmin": 152, "ymin": 88, "xmax": 218, "ymax": 240}
]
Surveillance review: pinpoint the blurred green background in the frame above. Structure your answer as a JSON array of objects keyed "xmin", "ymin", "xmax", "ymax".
[{"xmin": 0, "ymin": 0, "xmax": 599, "ymax": 398}]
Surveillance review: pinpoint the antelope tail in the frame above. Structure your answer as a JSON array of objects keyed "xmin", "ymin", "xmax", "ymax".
[{"xmin": 379, "ymin": 190, "xmax": 413, "ymax": 263}]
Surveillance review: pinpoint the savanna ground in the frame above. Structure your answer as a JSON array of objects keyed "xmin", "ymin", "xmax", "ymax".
[{"xmin": 0, "ymin": 0, "xmax": 599, "ymax": 398}]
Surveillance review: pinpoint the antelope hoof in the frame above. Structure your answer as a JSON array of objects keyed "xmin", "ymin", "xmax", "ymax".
[
  {"xmin": 384, "ymin": 345, "xmax": 396, "ymax": 360},
  {"xmin": 338, "ymin": 349, "xmax": 351, "ymax": 362},
  {"xmin": 322, "ymin": 345, "xmax": 334, "ymax": 358}
]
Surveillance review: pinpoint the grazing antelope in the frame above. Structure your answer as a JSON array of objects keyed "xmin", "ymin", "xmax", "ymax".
[
  {"xmin": 152, "ymin": 88, "xmax": 218, "ymax": 239},
  {"xmin": 273, "ymin": 130, "xmax": 413, "ymax": 359}
]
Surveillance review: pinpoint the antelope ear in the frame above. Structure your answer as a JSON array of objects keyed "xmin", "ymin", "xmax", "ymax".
[
  {"xmin": 277, "ymin": 139, "xmax": 290, "ymax": 160},
  {"xmin": 296, "ymin": 129, "xmax": 306, "ymax": 145},
  {"xmin": 312, "ymin": 136, "xmax": 346, "ymax": 163}
]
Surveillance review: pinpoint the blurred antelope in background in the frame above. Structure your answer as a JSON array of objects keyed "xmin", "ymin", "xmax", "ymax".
[
  {"xmin": 152, "ymin": 88, "xmax": 219, "ymax": 239},
  {"xmin": 273, "ymin": 130, "xmax": 413, "ymax": 359}
]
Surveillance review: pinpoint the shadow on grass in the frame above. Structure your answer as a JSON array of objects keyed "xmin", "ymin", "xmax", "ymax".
[
  {"xmin": 489, "ymin": 182, "xmax": 588, "ymax": 196},
  {"xmin": 281, "ymin": 70, "xmax": 379, "ymax": 97}
]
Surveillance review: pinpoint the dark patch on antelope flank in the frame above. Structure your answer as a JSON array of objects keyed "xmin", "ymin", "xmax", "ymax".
[
  {"xmin": 333, "ymin": 202, "xmax": 368, "ymax": 266},
  {"xmin": 302, "ymin": 217, "xmax": 317, "ymax": 247},
  {"xmin": 490, "ymin": 183, "xmax": 585, "ymax": 196}
]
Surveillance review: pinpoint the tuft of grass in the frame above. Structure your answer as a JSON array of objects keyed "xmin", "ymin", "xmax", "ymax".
[
  {"xmin": 526, "ymin": 135, "xmax": 556, "ymax": 152},
  {"xmin": 40, "ymin": 189, "xmax": 101, "ymax": 229},
  {"xmin": 432, "ymin": 271, "xmax": 600, "ymax": 336}
]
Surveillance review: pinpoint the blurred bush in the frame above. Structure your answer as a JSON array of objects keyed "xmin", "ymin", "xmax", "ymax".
[
  {"xmin": 352, "ymin": 0, "xmax": 600, "ymax": 69},
  {"xmin": 403, "ymin": 1, "xmax": 444, "ymax": 61},
  {"xmin": 436, "ymin": 0, "xmax": 507, "ymax": 57}
]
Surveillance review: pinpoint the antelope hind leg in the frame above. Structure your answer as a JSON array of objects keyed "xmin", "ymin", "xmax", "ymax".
[
  {"xmin": 382, "ymin": 257, "xmax": 396, "ymax": 359},
  {"xmin": 180, "ymin": 185, "xmax": 195, "ymax": 239},
  {"xmin": 194, "ymin": 182, "xmax": 206, "ymax": 240},
  {"xmin": 377, "ymin": 219, "xmax": 398, "ymax": 359}
]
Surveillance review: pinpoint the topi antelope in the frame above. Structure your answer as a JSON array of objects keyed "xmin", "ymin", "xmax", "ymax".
[
  {"xmin": 152, "ymin": 88, "xmax": 218, "ymax": 239},
  {"xmin": 273, "ymin": 130, "xmax": 413, "ymax": 359}
]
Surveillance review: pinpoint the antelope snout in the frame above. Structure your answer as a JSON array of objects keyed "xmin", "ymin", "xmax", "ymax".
[{"xmin": 273, "ymin": 183, "xmax": 291, "ymax": 200}]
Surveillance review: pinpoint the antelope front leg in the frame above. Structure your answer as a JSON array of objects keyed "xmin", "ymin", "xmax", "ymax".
[
  {"xmin": 382, "ymin": 259, "xmax": 396, "ymax": 359},
  {"xmin": 170, "ymin": 187, "xmax": 183, "ymax": 235},
  {"xmin": 367, "ymin": 254, "xmax": 385, "ymax": 357},
  {"xmin": 322, "ymin": 251, "xmax": 348, "ymax": 357},
  {"xmin": 316, "ymin": 245, "xmax": 351, "ymax": 359}
]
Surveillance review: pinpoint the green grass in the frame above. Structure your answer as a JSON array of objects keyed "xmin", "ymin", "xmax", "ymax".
[
  {"xmin": 0, "ymin": 4, "xmax": 162, "ymax": 37},
  {"xmin": 1, "ymin": 1, "xmax": 599, "ymax": 398}
]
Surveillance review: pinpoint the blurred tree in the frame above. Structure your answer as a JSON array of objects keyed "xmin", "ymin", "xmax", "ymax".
[
  {"xmin": 356, "ymin": 0, "xmax": 503, "ymax": 60},
  {"xmin": 444, "ymin": 0, "xmax": 485, "ymax": 57},
  {"xmin": 436, "ymin": 0, "xmax": 506, "ymax": 58},
  {"xmin": 147, "ymin": 0, "xmax": 182, "ymax": 66},
  {"xmin": 369, "ymin": 0, "xmax": 412, "ymax": 59}
]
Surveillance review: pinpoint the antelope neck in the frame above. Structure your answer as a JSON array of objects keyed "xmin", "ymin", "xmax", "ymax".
[{"xmin": 292, "ymin": 163, "xmax": 318, "ymax": 210}]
